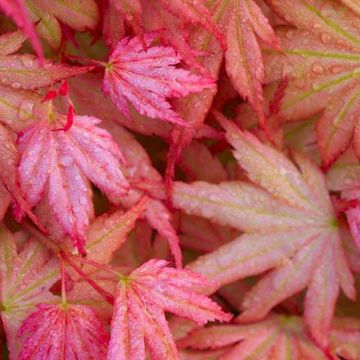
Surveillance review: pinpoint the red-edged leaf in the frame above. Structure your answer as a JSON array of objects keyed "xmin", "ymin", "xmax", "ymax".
[
  {"xmin": 0, "ymin": 123, "xmax": 45, "ymax": 230},
  {"xmin": 18, "ymin": 303, "xmax": 109, "ymax": 360},
  {"xmin": 107, "ymin": 259, "xmax": 231, "ymax": 359},
  {"xmin": 18, "ymin": 116, "xmax": 129, "ymax": 253},
  {"xmin": 103, "ymin": 33, "xmax": 214, "ymax": 125}
]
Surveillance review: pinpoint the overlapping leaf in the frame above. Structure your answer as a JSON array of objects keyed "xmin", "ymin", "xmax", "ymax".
[
  {"xmin": 25, "ymin": 0, "xmax": 99, "ymax": 49},
  {"xmin": 107, "ymin": 259, "xmax": 231, "ymax": 360},
  {"xmin": 0, "ymin": 54, "xmax": 92, "ymax": 90},
  {"xmin": 0, "ymin": 225, "xmax": 59, "ymax": 359},
  {"xmin": 166, "ymin": 0, "xmax": 280, "ymax": 182},
  {"xmin": 18, "ymin": 115, "xmax": 129, "ymax": 253},
  {"xmin": 0, "ymin": 0, "xmax": 44, "ymax": 60},
  {"xmin": 173, "ymin": 114, "xmax": 355, "ymax": 348},
  {"xmin": 18, "ymin": 303, "xmax": 109, "ymax": 359},
  {"xmin": 179, "ymin": 314, "xmax": 360, "ymax": 359},
  {"xmin": 264, "ymin": 0, "xmax": 360, "ymax": 167},
  {"xmin": 103, "ymin": 33, "xmax": 215, "ymax": 125},
  {"xmin": 104, "ymin": 121, "xmax": 183, "ymax": 267}
]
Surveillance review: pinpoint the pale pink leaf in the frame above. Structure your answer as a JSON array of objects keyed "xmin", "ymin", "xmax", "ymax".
[
  {"xmin": 0, "ymin": 30, "xmax": 26, "ymax": 55},
  {"xmin": 0, "ymin": 55, "xmax": 93, "ymax": 90}
]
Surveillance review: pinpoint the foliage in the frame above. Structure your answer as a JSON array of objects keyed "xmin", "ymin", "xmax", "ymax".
[{"xmin": 0, "ymin": 0, "xmax": 358, "ymax": 359}]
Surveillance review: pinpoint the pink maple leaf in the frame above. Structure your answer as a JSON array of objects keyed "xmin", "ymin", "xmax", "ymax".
[
  {"xmin": 18, "ymin": 303, "xmax": 109, "ymax": 360},
  {"xmin": 17, "ymin": 115, "xmax": 129, "ymax": 254},
  {"xmin": 107, "ymin": 259, "xmax": 231, "ymax": 359},
  {"xmin": 102, "ymin": 33, "xmax": 215, "ymax": 125}
]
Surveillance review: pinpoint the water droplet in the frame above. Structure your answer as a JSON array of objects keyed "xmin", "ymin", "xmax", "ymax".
[
  {"xmin": 60, "ymin": 155, "xmax": 73, "ymax": 167},
  {"xmin": 286, "ymin": 30, "xmax": 294, "ymax": 39},
  {"xmin": 312, "ymin": 63, "xmax": 324, "ymax": 74},
  {"xmin": 320, "ymin": 33, "xmax": 331, "ymax": 44},
  {"xmin": 11, "ymin": 82, "xmax": 21, "ymax": 89},
  {"xmin": 18, "ymin": 100, "xmax": 34, "ymax": 121},
  {"xmin": 312, "ymin": 81, "xmax": 322, "ymax": 90},
  {"xmin": 331, "ymin": 66, "xmax": 343, "ymax": 74},
  {"xmin": 21, "ymin": 56, "xmax": 34, "ymax": 68}
]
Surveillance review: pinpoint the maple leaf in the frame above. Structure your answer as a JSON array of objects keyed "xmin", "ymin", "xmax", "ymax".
[
  {"xmin": 329, "ymin": 317, "xmax": 360, "ymax": 360},
  {"xmin": 107, "ymin": 259, "xmax": 231, "ymax": 360},
  {"xmin": 0, "ymin": 122, "xmax": 45, "ymax": 229},
  {"xmin": 17, "ymin": 115, "xmax": 129, "ymax": 254},
  {"xmin": 166, "ymin": 0, "xmax": 279, "ymax": 183},
  {"xmin": 18, "ymin": 303, "xmax": 109, "ymax": 359},
  {"xmin": 0, "ymin": 0, "xmax": 44, "ymax": 61},
  {"xmin": 263, "ymin": 0, "xmax": 360, "ymax": 168},
  {"xmin": 142, "ymin": 0, "xmax": 209, "ymax": 75},
  {"xmin": 0, "ymin": 225, "xmax": 59, "ymax": 359},
  {"xmin": 0, "ymin": 54, "xmax": 92, "ymax": 91},
  {"xmin": 0, "ymin": 30, "xmax": 27, "ymax": 56},
  {"xmin": 24, "ymin": 0, "xmax": 99, "ymax": 50},
  {"xmin": 69, "ymin": 74, "xmax": 172, "ymax": 138},
  {"xmin": 156, "ymin": 0, "xmax": 226, "ymax": 49},
  {"xmin": 85, "ymin": 197, "xmax": 149, "ymax": 269},
  {"xmin": 178, "ymin": 314, "xmax": 358, "ymax": 359},
  {"xmin": 102, "ymin": 1, "xmax": 125, "ymax": 49},
  {"xmin": 103, "ymin": 32, "xmax": 215, "ymax": 125},
  {"xmin": 172, "ymin": 113, "xmax": 356, "ymax": 348},
  {"xmin": 103, "ymin": 121, "xmax": 183, "ymax": 267},
  {"xmin": 327, "ymin": 150, "xmax": 360, "ymax": 250},
  {"xmin": 108, "ymin": 0, "xmax": 143, "ymax": 44}
]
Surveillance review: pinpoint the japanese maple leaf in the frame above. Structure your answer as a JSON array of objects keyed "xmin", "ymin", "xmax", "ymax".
[
  {"xmin": 18, "ymin": 303, "xmax": 109, "ymax": 360},
  {"xmin": 24, "ymin": 0, "xmax": 99, "ymax": 50},
  {"xmin": 107, "ymin": 259, "xmax": 231, "ymax": 360},
  {"xmin": 0, "ymin": 0, "xmax": 44, "ymax": 61},
  {"xmin": 69, "ymin": 74, "xmax": 184, "ymax": 266},
  {"xmin": 263, "ymin": 0, "xmax": 360, "ymax": 168},
  {"xmin": 172, "ymin": 113, "xmax": 356, "ymax": 348},
  {"xmin": 327, "ymin": 150, "xmax": 360, "ymax": 250},
  {"xmin": 102, "ymin": 33, "xmax": 215, "ymax": 125},
  {"xmin": 0, "ymin": 225, "xmax": 59, "ymax": 359},
  {"xmin": 166, "ymin": 0, "xmax": 280, "ymax": 183},
  {"xmin": 104, "ymin": 121, "xmax": 183, "ymax": 267},
  {"xmin": 178, "ymin": 314, "xmax": 358, "ymax": 359},
  {"xmin": 0, "ymin": 122, "xmax": 46, "ymax": 229},
  {"xmin": 106, "ymin": 0, "xmax": 143, "ymax": 46},
  {"xmin": 17, "ymin": 115, "xmax": 129, "ymax": 254},
  {"xmin": 0, "ymin": 54, "xmax": 92, "ymax": 91}
]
